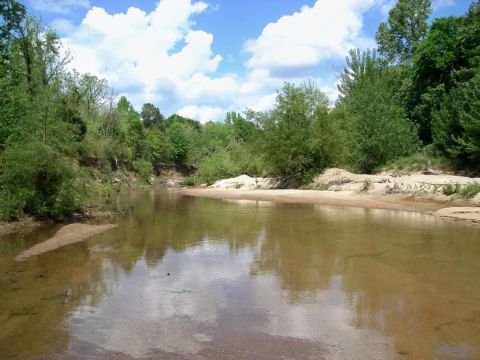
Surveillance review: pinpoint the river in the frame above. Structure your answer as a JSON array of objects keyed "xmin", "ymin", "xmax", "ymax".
[{"xmin": 1, "ymin": 190, "xmax": 479, "ymax": 359}]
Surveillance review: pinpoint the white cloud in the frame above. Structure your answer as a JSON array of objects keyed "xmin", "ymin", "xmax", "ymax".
[
  {"xmin": 59, "ymin": 0, "xmax": 386, "ymax": 122},
  {"xmin": 178, "ymin": 105, "xmax": 225, "ymax": 124},
  {"xmin": 61, "ymin": 0, "xmax": 231, "ymax": 117},
  {"xmin": 51, "ymin": 19, "xmax": 76, "ymax": 34},
  {"xmin": 30, "ymin": 0, "xmax": 90, "ymax": 14},
  {"xmin": 244, "ymin": 0, "xmax": 378, "ymax": 75}
]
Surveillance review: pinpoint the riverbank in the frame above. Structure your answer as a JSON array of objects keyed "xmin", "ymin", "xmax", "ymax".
[
  {"xmin": 182, "ymin": 168, "xmax": 480, "ymax": 225},
  {"xmin": 0, "ymin": 167, "xmax": 185, "ymax": 238},
  {"xmin": 181, "ymin": 188, "xmax": 480, "ymax": 225}
]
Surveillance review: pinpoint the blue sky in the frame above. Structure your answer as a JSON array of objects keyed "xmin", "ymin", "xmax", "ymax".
[{"xmin": 27, "ymin": 0, "xmax": 472, "ymax": 122}]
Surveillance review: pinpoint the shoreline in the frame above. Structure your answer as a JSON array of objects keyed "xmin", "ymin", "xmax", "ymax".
[{"xmin": 181, "ymin": 188, "xmax": 480, "ymax": 225}]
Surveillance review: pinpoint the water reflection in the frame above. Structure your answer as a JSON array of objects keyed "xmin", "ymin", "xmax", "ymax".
[{"xmin": 0, "ymin": 190, "xmax": 479, "ymax": 359}]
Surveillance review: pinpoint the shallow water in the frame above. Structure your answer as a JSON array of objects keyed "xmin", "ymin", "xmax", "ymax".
[{"xmin": 1, "ymin": 190, "xmax": 479, "ymax": 360}]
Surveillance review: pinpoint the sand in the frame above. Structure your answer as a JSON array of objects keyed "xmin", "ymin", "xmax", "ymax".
[
  {"xmin": 15, "ymin": 223, "xmax": 117, "ymax": 261},
  {"xmin": 181, "ymin": 188, "xmax": 480, "ymax": 225}
]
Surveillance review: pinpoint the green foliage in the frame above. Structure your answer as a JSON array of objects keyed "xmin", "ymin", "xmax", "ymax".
[
  {"xmin": 0, "ymin": 76, "xmax": 27, "ymax": 147},
  {"xmin": 225, "ymin": 111, "xmax": 256, "ymax": 142},
  {"xmin": 146, "ymin": 127, "xmax": 170, "ymax": 164},
  {"xmin": 442, "ymin": 182, "xmax": 480, "ymax": 199},
  {"xmin": 132, "ymin": 160, "xmax": 153, "ymax": 182},
  {"xmin": 442, "ymin": 183, "xmax": 461, "ymax": 196},
  {"xmin": 253, "ymin": 82, "xmax": 333, "ymax": 177},
  {"xmin": 166, "ymin": 114, "xmax": 201, "ymax": 131},
  {"xmin": 0, "ymin": 142, "xmax": 81, "ymax": 220},
  {"xmin": 409, "ymin": 16, "xmax": 463, "ymax": 142},
  {"xmin": 341, "ymin": 52, "xmax": 420, "ymax": 173},
  {"xmin": 183, "ymin": 176, "xmax": 195, "ymax": 186},
  {"xmin": 459, "ymin": 182, "xmax": 480, "ymax": 199},
  {"xmin": 376, "ymin": 0, "xmax": 431, "ymax": 64},
  {"xmin": 141, "ymin": 103, "xmax": 165, "ymax": 130},
  {"xmin": 433, "ymin": 72, "xmax": 480, "ymax": 170},
  {"xmin": 338, "ymin": 49, "xmax": 381, "ymax": 98},
  {"xmin": 196, "ymin": 148, "xmax": 241, "ymax": 185},
  {"xmin": 382, "ymin": 152, "xmax": 451, "ymax": 174},
  {"xmin": 166, "ymin": 121, "xmax": 191, "ymax": 164}
]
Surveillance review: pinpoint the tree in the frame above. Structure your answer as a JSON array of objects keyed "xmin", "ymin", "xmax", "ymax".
[
  {"xmin": 340, "ymin": 52, "xmax": 419, "ymax": 172},
  {"xmin": 166, "ymin": 121, "xmax": 191, "ymax": 164},
  {"xmin": 433, "ymin": 72, "xmax": 480, "ymax": 170},
  {"xmin": 253, "ymin": 82, "xmax": 332, "ymax": 177},
  {"xmin": 0, "ymin": 0, "xmax": 26, "ymax": 60},
  {"xmin": 376, "ymin": 0, "xmax": 431, "ymax": 64},
  {"xmin": 166, "ymin": 114, "xmax": 201, "ymax": 131},
  {"xmin": 408, "ymin": 16, "xmax": 463, "ymax": 143},
  {"xmin": 225, "ymin": 111, "xmax": 256, "ymax": 142},
  {"xmin": 455, "ymin": 1, "xmax": 480, "ymax": 82},
  {"xmin": 141, "ymin": 103, "xmax": 165, "ymax": 129},
  {"xmin": 146, "ymin": 128, "xmax": 170, "ymax": 164},
  {"xmin": 0, "ymin": 141, "xmax": 81, "ymax": 220},
  {"xmin": 337, "ymin": 48, "xmax": 381, "ymax": 99}
]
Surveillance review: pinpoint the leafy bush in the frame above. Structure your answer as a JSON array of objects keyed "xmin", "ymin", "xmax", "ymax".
[
  {"xmin": 344, "ymin": 69, "xmax": 420, "ymax": 173},
  {"xmin": 132, "ymin": 160, "xmax": 153, "ymax": 182},
  {"xmin": 196, "ymin": 149, "xmax": 240, "ymax": 185},
  {"xmin": 254, "ymin": 82, "xmax": 333, "ymax": 177},
  {"xmin": 0, "ymin": 142, "xmax": 82, "ymax": 220},
  {"xmin": 442, "ymin": 183, "xmax": 480, "ymax": 199},
  {"xmin": 459, "ymin": 182, "xmax": 480, "ymax": 199},
  {"xmin": 183, "ymin": 176, "xmax": 195, "ymax": 186},
  {"xmin": 432, "ymin": 73, "xmax": 480, "ymax": 171},
  {"xmin": 0, "ymin": 191, "xmax": 25, "ymax": 220},
  {"xmin": 442, "ymin": 183, "xmax": 461, "ymax": 196}
]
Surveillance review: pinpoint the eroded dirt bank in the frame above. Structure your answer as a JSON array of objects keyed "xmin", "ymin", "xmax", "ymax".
[{"xmin": 15, "ymin": 223, "xmax": 118, "ymax": 261}]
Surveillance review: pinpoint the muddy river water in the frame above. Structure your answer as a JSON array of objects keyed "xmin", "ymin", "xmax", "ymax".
[{"xmin": 1, "ymin": 190, "xmax": 479, "ymax": 359}]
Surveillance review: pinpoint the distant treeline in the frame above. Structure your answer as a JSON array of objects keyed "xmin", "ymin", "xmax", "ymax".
[{"xmin": 0, "ymin": 0, "xmax": 479, "ymax": 220}]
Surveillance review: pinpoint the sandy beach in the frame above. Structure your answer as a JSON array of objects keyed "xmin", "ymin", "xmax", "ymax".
[{"xmin": 181, "ymin": 188, "xmax": 480, "ymax": 225}]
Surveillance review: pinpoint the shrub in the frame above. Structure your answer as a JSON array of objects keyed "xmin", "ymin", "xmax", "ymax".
[
  {"xmin": 183, "ymin": 176, "xmax": 195, "ymax": 186},
  {"xmin": 0, "ymin": 142, "xmax": 82, "ymax": 220},
  {"xmin": 442, "ymin": 183, "xmax": 461, "ymax": 196},
  {"xmin": 459, "ymin": 182, "xmax": 480, "ymax": 199},
  {"xmin": 0, "ymin": 191, "xmax": 25, "ymax": 220},
  {"xmin": 132, "ymin": 160, "xmax": 153, "ymax": 182},
  {"xmin": 196, "ymin": 149, "xmax": 240, "ymax": 185}
]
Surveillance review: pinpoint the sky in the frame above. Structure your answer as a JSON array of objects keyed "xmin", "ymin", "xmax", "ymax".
[{"xmin": 26, "ymin": 0, "xmax": 472, "ymax": 123}]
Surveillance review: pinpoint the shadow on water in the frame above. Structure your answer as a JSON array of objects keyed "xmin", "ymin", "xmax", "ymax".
[{"xmin": 0, "ymin": 189, "xmax": 479, "ymax": 359}]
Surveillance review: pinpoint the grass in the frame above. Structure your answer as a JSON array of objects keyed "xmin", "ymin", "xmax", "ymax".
[
  {"xmin": 459, "ymin": 182, "xmax": 480, "ymax": 199},
  {"xmin": 442, "ymin": 182, "xmax": 480, "ymax": 199},
  {"xmin": 183, "ymin": 176, "xmax": 195, "ymax": 187},
  {"xmin": 382, "ymin": 153, "xmax": 451, "ymax": 174}
]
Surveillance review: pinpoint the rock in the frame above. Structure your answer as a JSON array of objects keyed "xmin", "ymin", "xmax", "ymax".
[
  {"xmin": 210, "ymin": 175, "xmax": 277, "ymax": 190},
  {"xmin": 310, "ymin": 168, "xmax": 480, "ymax": 196}
]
